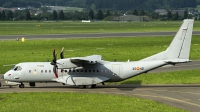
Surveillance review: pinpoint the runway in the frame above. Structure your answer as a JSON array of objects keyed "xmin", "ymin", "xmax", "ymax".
[{"xmin": 0, "ymin": 31, "xmax": 200, "ymax": 40}]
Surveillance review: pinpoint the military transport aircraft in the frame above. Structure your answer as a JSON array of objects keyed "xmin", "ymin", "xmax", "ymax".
[{"xmin": 3, "ymin": 19, "xmax": 194, "ymax": 88}]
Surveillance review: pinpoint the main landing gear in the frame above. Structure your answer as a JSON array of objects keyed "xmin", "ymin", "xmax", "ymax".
[
  {"xmin": 19, "ymin": 83, "xmax": 25, "ymax": 88},
  {"xmin": 78, "ymin": 84, "xmax": 96, "ymax": 89},
  {"xmin": 29, "ymin": 82, "xmax": 35, "ymax": 87}
]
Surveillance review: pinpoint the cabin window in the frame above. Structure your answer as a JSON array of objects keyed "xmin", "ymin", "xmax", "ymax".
[
  {"xmin": 41, "ymin": 70, "xmax": 43, "ymax": 73},
  {"xmin": 14, "ymin": 66, "xmax": 18, "ymax": 71},
  {"xmin": 49, "ymin": 70, "xmax": 51, "ymax": 73},
  {"xmin": 65, "ymin": 70, "xmax": 67, "ymax": 73},
  {"xmin": 80, "ymin": 70, "xmax": 83, "ymax": 73},
  {"xmin": 29, "ymin": 70, "xmax": 31, "ymax": 73},
  {"xmin": 45, "ymin": 70, "xmax": 47, "ymax": 73},
  {"xmin": 97, "ymin": 70, "xmax": 99, "ymax": 73},
  {"xmin": 89, "ymin": 70, "xmax": 91, "ymax": 72},
  {"xmin": 85, "ymin": 70, "xmax": 87, "ymax": 72},
  {"xmin": 69, "ymin": 69, "xmax": 71, "ymax": 72},
  {"xmin": 93, "ymin": 70, "xmax": 95, "ymax": 72},
  {"xmin": 73, "ymin": 69, "xmax": 75, "ymax": 72},
  {"xmin": 76, "ymin": 70, "xmax": 79, "ymax": 73},
  {"xmin": 13, "ymin": 66, "xmax": 22, "ymax": 71}
]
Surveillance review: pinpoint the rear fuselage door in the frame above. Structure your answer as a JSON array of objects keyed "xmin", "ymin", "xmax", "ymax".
[{"xmin": 112, "ymin": 64, "xmax": 121, "ymax": 76}]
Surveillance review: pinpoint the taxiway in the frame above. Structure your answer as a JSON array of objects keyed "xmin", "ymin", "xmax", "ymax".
[{"xmin": 0, "ymin": 31, "xmax": 200, "ymax": 40}]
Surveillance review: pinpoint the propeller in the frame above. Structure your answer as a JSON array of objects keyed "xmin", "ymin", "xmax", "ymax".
[
  {"xmin": 51, "ymin": 49, "xmax": 58, "ymax": 78},
  {"xmin": 51, "ymin": 47, "xmax": 65, "ymax": 78}
]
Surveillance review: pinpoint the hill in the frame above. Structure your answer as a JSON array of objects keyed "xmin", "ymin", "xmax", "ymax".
[{"xmin": 0, "ymin": 0, "xmax": 198, "ymax": 11}]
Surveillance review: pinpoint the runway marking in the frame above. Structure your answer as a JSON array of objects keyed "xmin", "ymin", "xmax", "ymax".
[
  {"xmin": 182, "ymin": 99, "xmax": 191, "ymax": 101},
  {"xmin": 148, "ymin": 89, "xmax": 200, "ymax": 95},
  {"xmin": 171, "ymin": 64, "xmax": 200, "ymax": 68},
  {"xmin": 110, "ymin": 92, "xmax": 127, "ymax": 95},
  {"xmin": 132, "ymin": 94, "xmax": 200, "ymax": 108}
]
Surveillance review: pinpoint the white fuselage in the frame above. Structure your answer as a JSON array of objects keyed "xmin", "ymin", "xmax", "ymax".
[{"xmin": 3, "ymin": 60, "xmax": 167, "ymax": 85}]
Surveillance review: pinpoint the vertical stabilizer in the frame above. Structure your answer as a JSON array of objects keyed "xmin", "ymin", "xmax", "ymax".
[{"xmin": 141, "ymin": 19, "xmax": 194, "ymax": 62}]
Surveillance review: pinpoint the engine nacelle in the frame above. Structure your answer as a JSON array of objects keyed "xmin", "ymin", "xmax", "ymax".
[{"xmin": 57, "ymin": 58, "xmax": 78, "ymax": 69}]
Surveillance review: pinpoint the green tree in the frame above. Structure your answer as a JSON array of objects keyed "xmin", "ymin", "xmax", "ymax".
[
  {"xmin": 53, "ymin": 10, "xmax": 57, "ymax": 20},
  {"xmin": 150, "ymin": 12, "xmax": 159, "ymax": 20},
  {"xmin": 184, "ymin": 10, "xmax": 188, "ymax": 19},
  {"xmin": 172, "ymin": 12, "xmax": 179, "ymax": 20},
  {"xmin": 59, "ymin": 10, "xmax": 64, "ymax": 20},
  {"xmin": 133, "ymin": 9, "xmax": 138, "ymax": 15},
  {"xmin": 6, "ymin": 10, "xmax": 13, "ymax": 20},
  {"xmin": 89, "ymin": 9, "xmax": 94, "ymax": 19},
  {"xmin": 25, "ymin": 10, "xmax": 31, "ymax": 20},
  {"xmin": 2, "ymin": 10, "xmax": 6, "ymax": 20},
  {"xmin": 140, "ymin": 10, "xmax": 145, "ymax": 16},
  {"xmin": 167, "ymin": 10, "xmax": 172, "ymax": 20},
  {"xmin": 199, "ymin": 15, "xmax": 200, "ymax": 21},
  {"xmin": 97, "ymin": 9, "xmax": 103, "ymax": 20},
  {"xmin": 0, "ymin": 11, "xmax": 1, "ymax": 20},
  {"xmin": 195, "ymin": 17, "xmax": 197, "ymax": 20},
  {"xmin": 105, "ymin": 10, "xmax": 111, "ymax": 17}
]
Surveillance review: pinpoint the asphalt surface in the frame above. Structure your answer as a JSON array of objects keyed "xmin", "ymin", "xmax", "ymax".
[
  {"xmin": 0, "ymin": 31, "xmax": 200, "ymax": 40},
  {"xmin": 0, "ymin": 82, "xmax": 200, "ymax": 112},
  {"xmin": 0, "ymin": 32, "xmax": 200, "ymax": 111}
]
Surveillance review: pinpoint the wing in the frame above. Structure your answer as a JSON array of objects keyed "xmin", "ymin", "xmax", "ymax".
[
  {"xmin": 56, "ymin": 55, "xmax": 102, "ymax": 69},
  {"xmin": 70, "ymin": 55, "xmax": 102, "ymax": 65}
]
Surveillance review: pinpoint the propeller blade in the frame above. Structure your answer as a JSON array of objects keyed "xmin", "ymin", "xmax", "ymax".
[
  {"xmin": 60, "ymin": 47, "xmax": 64, "ymax": 59},
  {"xmin": 53, "ymin": 49, "xmax": 57, "ymax": 62},
  {"xmin": 53, "ymin": 65, "xmax": 58, "ymax": 78}
]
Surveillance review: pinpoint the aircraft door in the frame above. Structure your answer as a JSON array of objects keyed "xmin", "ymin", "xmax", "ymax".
[{"xmin": 112, "ymin": 64, "xmax": 121, "ymax": 77}]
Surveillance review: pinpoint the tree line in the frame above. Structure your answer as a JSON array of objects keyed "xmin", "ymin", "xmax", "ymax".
[
  {"xmin": 0, "ymin": 0, "xmax": 198, "ymax": 11},
  {"xmin": 1, "ymin": 8, "xmax": 199, "ymax": 21},
  {"xmin": 0, "ymin": 9, "xmax": 112, "ymax": 21},
  {"xmin": 87, "ymin": 0, "xmax": 197, "ymax": 11}
]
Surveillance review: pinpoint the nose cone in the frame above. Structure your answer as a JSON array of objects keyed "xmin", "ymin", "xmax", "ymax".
[{"xmin": 3, "ymin": 70, "xmax": 12, "ymax": 80}]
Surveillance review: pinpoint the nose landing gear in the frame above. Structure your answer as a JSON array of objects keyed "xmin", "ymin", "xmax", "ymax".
[{"xmin": 19, "ymin": 83, "xmax": 24, "ymax": 88}]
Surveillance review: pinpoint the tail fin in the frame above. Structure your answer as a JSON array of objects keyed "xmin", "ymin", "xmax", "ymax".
[{"xmin": 141, "ymin": 19, "xmax": 194, "ymax": 62}]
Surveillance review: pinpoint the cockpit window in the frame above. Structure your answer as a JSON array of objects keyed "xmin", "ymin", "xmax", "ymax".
[{"xmin": 13, "ymin": 66, "xmax": 22, "ymax": 71}]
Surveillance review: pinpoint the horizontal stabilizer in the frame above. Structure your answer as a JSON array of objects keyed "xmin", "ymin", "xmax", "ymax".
[{"xmin": 164, "ymin": 59, "xmax": 192, "ymax": 64}]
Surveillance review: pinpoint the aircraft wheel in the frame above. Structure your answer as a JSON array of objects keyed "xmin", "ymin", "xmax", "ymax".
[
  {"xmin": 19, "ymin": 84, "xmax": 25, "ymax": 88},
  {"xmin": 92, "ymin": 84, "xmax": 96, "ymax": 88},
  {"xmin": 29, "ymin": 82, "xmax": 35, "ymax": 87},
  {"xmin": 86, "ymin": 85, "xmax": 93, "ymax": 89},
  {"xmin": 86, "ymin": 84, "xmax": 96, "ymax": 89},
  {"xmin": 78, "ymin": 85, "xmax": 86, "ymax": 89}
]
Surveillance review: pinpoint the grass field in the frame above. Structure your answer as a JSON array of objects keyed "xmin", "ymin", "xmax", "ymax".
[
  {"xmin": 0, "ymin": 92, "xmax": 187, "ymax": 112},
  {"xmin": 0, "ymin": 20, "xmax": 199, "ymax": 35}
]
